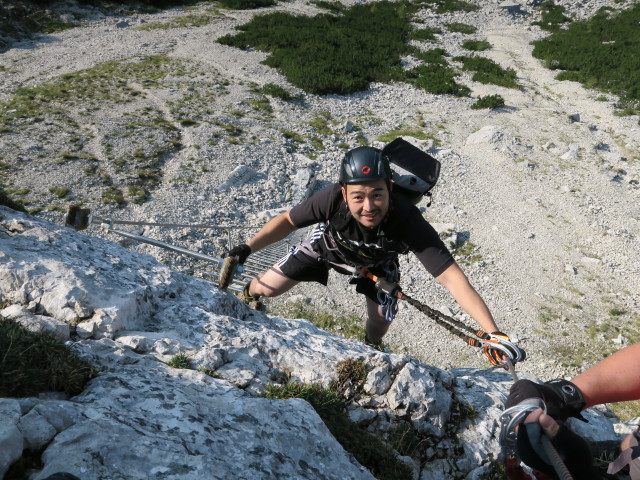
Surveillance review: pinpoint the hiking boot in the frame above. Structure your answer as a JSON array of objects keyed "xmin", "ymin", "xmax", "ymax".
[
  {"xmin": 238, "ymin": 280, "xmax": 266, "ymax": 312},
  {"xmin": 364, "ymin": 335, "xmax": 384, "ymax": 351}
]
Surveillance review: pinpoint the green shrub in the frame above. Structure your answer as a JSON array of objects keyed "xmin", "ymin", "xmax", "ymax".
[
  {"xmin": 262, "ymin": 83, "xmax": 293, "ymax": 100},
  {"xmin": 0, "ymin": 319, "xmax": 95, "ymax": 397},
  {"xmin": 420, "ymin": 0, "xmax": 480, "ymax": 13},
  {"xmin": 217, "ymin": 0, "xmax": 277, "ymax": 9},
  {"xmin": 532, "ymin": 4, "xmax": 640, "ymax": 108},
  {"xmin": 218, "ymin": 2, "xmax": 411, "ymax": 94},
  {"xmin": 532, "ymin": 0, "xmax": 571, "ymax": 32},
  {"xmin": 406, "ymin": 63, "xmax": 471, "ymax": 96},
  {"xmin": 446, "ymin": 22, "xmax": 477, "ymax": 34},
  {"xmin": 167, "ymin": 353, "xmax": 193, "ymax": 369},
  {"xmin": 410, "ymin": 27, "xmax": 441, "ymax": 41},
  {"xmin": 471, "ymin": 94, "xmax": 505, "ymax": 109},
  {"xmin": 265, "ymin": 379, "xmax": 413, "ymax": 480},
  {"xmin": 454, "ymin": 55, "xmax": 519, "ymax": 88},
  {"xmin": 462, "ymin": 39, "xmax": 491, "ymax": 51},
  {"xmin": 0, "ymin": 188, "xmax": 28, "ymax": 213}
]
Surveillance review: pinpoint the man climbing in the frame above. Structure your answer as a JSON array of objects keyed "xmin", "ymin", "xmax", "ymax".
[{"xmin": 226, "ymin": 145, "xmax": 523, "ymax": 364}]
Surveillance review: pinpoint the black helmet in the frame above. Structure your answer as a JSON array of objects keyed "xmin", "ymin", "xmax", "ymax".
[{"xmin": 339, "ymin": 146, "xmax": 392, "ymax": 184}]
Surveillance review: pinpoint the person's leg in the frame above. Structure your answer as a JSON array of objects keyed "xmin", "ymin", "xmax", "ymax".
[
  {"xmin": 249, "ymin": 264, "xmax": 299, "ymax": 298},
  {"xmin": 365, "ymin": 296, "xmax": 390, "ymax": 346}
]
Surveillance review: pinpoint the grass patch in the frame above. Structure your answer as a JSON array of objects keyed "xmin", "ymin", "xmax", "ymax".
[
  {"xmin": 0, "ymin": 318, "xmax": 95, "ymax": 397},
  {"xmin": 452, "ymin": 239, "xmax": 483, "ymax": 264},
  {"xmin": 0, "ymin": 188, "xmax": 28, "ymax": 213},
  {"xmin": 454, "ymin": 55, "xmax": 519, "ymax": 88},
  {"xmin": 102, "ymin": 186, "xmax": 125, "ymax": 207},
  {"xmin": 265, "ymin": 375, "xmax": 413, "ymax": 480},
  {"xmin": 609, "ymin": 400, "xmax": 640, "ymax": 422},
  {"xmin": 462, "ymin": 39, "xmax": 491, "ymax": 51},
  {"xmin": 135, "ymin": 13, "xmax": 220, "ymax": 30},
  {"xmin": 0, "ymin": 55, "xmax": 190, "ymax": 126},
  {"xmin": 262, "ymin": 82, "xmax": 293, "ymax": 100},
  {"xmin": 446, "ymin": 22, "xmax": 477, "ymax": 34},
  {"xmin": 531, "ymin": 3, "xmax": 640, "ymax": 114},
  {"xmin": 282, "ymin": 300, "xmax": 365, "ymax": 340},
  {"xmin": 126, "ymin": 185, "xmax": 148, "ymax": 204},
  {"xmin": 167, "ymin": 353, "xmax": 193, "ymax": 369},
  {"xmin": 471, "ymin": 94, "xmax": 505, "ymax": 110},
  {"xmin": 376, "ymin": 128, "xmax": 438, "ymax": 143},
  {"xmin": 49, "ymin": 186, "xmax": 70, "ymax": 198}
]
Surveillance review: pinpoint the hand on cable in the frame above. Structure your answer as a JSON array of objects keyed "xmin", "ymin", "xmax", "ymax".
[
  {"xmin": 224, "ymin": 243, "xmax": 251, "ymax": 264},
  {"xmin": 482, "ymin": 331, "xmax": 526, "ymax": 367},
  {"xmin": 505, "ymin": 379, "xmax": 586, "ymax": 422},
  {"xmin": 516, "ymin": 408, "xmax": 602, "ymax": 480}
]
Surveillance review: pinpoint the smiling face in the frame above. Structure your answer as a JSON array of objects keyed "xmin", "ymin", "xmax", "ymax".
[{"xmin": 341, "ymin": 179, "xmax": 391, "ymax": 229}]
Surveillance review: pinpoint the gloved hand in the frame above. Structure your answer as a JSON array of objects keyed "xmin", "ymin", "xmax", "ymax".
[
  {"xmin": 224, "ymin": 243, "xmax": 251, "ymax": 264},
  {"xmin": 482, "ymin": 331, "xmax": 526, "ymax": 366},
  {"xmin": 506, "ymin": 379, "xmax": 586, "ymax": 421},
  {"xmin": 517, "ymin": 412, "xmax": 602, "ymax": 479}
]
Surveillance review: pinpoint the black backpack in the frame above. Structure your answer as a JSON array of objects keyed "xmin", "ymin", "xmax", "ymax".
[{"xmin": 382, "ymin": 137, "xmax": 441, "ymax": 206}]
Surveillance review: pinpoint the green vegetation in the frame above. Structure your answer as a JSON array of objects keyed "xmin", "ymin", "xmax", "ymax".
[
  {"xmin": 471, "ymin": 94, "xmax": 505, "ymax": 110},
  {"xmin": 262, "ymin": 82, "xmax": 293, "ymax": 100},
  {"xmin": 217, "ymin": 0, "xmax": 277, "ymax": 8},
  {"xmin": 167, "ymin": 353, "xmax": 193, "ymax": 369},
  {"xmin": 462, "ymin": 39, "xmax": 491, "ymax": 51},
  {"xmin": 0, "ymin": 319, "xmax": 95, "ymax": 397},
  {"xmin": 377, "ymin": 128, "xmax": 438, "ymax": 143},
  {"xmin": 49, "ymin": 186, "xmax": 70, "ymax": 198},
  {"xmin": 454, "ymin": 55, "xmax": 519, "ymax": 88},
  {"xmin": 0, "ymin": 187, "xmax": 28, "ymax": 213},
  {"xmin": 0, "ymin": 55, "xmax": 190, "ymax": 126},
  {"xmin": 452, "ymin": 239, "xmax": 483, "ymax": 264},
  {"xmin": 218, "ymin": 2, "xmax": 411, "ymax": 94},
  {"xmin": 126, "ymin": 185, "xmax": 148, "ymax": 204},
  {"xmin": 24, "ymin": 11, "xmax": 77, "ymax": 33},
  {"xmin": 410, "ymin": 26, "xmax": 441, "ymax": 41},
  {"xmin": 531, "ymin": 3, "xmax": 640, "ymax": 115},
  {"xmin": 532, "ymin": 1, "xmax": 571, "ymax": 32},
  {"xmin": 419, "ymin": 0, "xmax": 479, "ymax": 14},
  {"xmin": 446, "ymin": 22, "xmax": 477, "ymax": 34},
  {"xmin": 135, "ymin": 13, "xmax": 220, "ymax": 30},
  {"xmin": 217, "ymin": 1, "xmax": 515, "ymax": 95},
  {"xmin": 281, "ymin": 299, "xmax": 365, "ymax": 340},
  {"xmin": 265, "ymin": 365, "xmax": 413, "ymax": 480}
]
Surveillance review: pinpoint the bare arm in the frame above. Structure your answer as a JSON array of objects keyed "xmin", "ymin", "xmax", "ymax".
[
  {"xmin": 435, "ymin": 262, "xmax": 499, "ymax": 334},
  {"xmin": 571, "ymin": 342, "xmax": 640, "ymax": 408},
  {"xmin": 246, "ymin": 210, "xmax": 298, "ymax": 254}
]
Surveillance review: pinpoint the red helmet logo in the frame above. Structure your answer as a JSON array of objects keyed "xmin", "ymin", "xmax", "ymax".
[{"xmin": 361, "ymin": 166, "xmax": 371, "ymax": 174}]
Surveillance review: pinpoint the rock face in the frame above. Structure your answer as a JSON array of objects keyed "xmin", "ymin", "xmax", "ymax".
[{"xmin": 0, "ymin": 207, "xmax": 630, "ymax": 479}]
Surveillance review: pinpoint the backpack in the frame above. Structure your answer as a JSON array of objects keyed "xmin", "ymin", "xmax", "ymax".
[{"xmin": 382, "ymin": 137, "xmax": 441, "ymax": 206}]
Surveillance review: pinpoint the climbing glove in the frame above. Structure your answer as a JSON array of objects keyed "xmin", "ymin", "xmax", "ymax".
[
  {"xmin": 517, "ymin": 419, "xmax": 602, "ymax": 479},
  {"xmin": 225, "ymin": 243, "xmax": 251, "ymax": 264},
  {"xmin": 505, "ymin": 379, "xmax": 586, "ymax": 421}
]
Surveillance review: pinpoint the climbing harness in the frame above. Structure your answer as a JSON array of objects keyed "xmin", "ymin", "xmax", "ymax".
[{"xmin": 359, "ymin": 268, "xmax": 525, "ymax": 367}]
